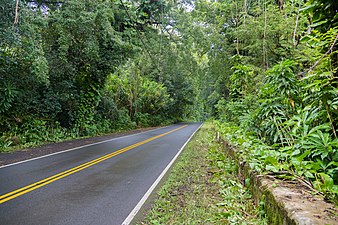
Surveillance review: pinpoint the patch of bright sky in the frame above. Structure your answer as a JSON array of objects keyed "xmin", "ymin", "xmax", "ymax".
[{"xmin": 183, "ymin": 1, "xmax": 195, "ymax": 12}]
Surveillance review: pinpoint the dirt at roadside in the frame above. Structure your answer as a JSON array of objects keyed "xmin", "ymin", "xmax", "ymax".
[{"xmin": 0, "ymin": 127, "xmax": 158, "ymax": 167}]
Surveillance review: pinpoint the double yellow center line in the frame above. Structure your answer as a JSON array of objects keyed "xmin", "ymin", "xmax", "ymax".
[{"xmin": 0, "ymin": 125, "xmax": 187, "ymax": 204}]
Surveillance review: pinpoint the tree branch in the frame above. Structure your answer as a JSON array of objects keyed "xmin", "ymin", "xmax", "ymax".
[{"xmin": 299, "ymin": 34, "xmax": 338, "ymax": 76}]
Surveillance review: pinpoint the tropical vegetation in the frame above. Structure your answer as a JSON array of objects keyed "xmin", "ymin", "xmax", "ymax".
[{"xmin": 1, "ymin": 0, "xmax": 337, "ymax": 204}]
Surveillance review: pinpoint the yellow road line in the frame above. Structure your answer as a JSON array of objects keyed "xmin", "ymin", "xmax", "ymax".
[{"xmin": 0, "ymin": 125, "xmax": 188, "ymax": 204}]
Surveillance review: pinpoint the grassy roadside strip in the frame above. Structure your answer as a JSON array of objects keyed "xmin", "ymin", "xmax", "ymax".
[
  {"xmin": 0, "ymin": 125, "xmax": 162, "ymax": 153},
  {"xmin": 138, "ymin": 123, "xmax": 266, "ymax": 225}
]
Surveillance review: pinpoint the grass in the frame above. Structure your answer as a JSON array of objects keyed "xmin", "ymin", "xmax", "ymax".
[
  {"xmin": 138, "ymin": 123, "xmax": 266, "ymax": 225},
  {"xmin": 0, "ymin": 125, "xmax": 158, "ymax": 153}
]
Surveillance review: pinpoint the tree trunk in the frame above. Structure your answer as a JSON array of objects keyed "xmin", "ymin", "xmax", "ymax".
[
  {"xmin": 293, "ymin": 3, "xmax": 301, "ymax": 47},
  {"xmin": 14, "ymin": 0, "xmax": 19, "ymax": 25},
  {"xmin": 263, "ymin": 0, "xmax": 268, "ymax": 69},
  {"xmin": 235, "ymin": 0, "xmax": 240, "ymax": 55}
]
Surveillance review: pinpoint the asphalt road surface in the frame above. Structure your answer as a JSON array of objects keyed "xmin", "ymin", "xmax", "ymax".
[{"xmin": 0, "ymin": 122, "xmax": 202, "ymax": 225}]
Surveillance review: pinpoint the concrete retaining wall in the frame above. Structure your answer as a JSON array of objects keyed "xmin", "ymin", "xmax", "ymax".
[{"xmin": 219, "ymin": 138, "xmax": 338, "ymax": 225}]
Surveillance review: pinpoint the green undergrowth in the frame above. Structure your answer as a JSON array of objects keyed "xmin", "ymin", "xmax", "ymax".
[
  {"xmin": 0, "ymin": 118, "xmax": 173, "ymax": 153},
  {"xmin": 214, "ymin": 120, "xmax": 338, "ymax": 205},
  {"xmin": 139, "ymin": 123, "xmax": 266, "ymax": 225},
  {"xmin": 0, "ymin": 125, "xmax": 131, "ymax": 153}
]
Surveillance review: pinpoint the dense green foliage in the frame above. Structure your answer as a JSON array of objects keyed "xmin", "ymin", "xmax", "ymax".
[
  {"xmin": 0, "ymin": 0, "xmax": 203, "ymax": 150},
  {"xmin": 1, "ymin": 0, "xmax": 337, "ymax": 205},
  {"xmin": 183, "ymin": 0, "xmax": 338, "ymax": 204}
]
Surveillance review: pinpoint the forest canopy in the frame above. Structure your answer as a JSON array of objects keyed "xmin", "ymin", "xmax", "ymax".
[{"xmin": 0, "ymin": 0, "xmax": 201, "ymax": 144}]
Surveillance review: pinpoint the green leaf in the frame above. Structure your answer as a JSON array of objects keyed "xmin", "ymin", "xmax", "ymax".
[
  {"xmin": 317, "ymin": 173, "xmax": 334, "ymax": 189},
  {"xmin": 332, "ymin": 185, "xmax": 338, "ymax": 194},
  {"xmin": 304, "ymin": 171, "xmax": 314, "ymax": 178},
  {"xmin": 300, "ymin": 4, "xmax": 316, "ymax": 12},
  {"xmin": 266, "ymin": 165, "xmax": 279, "ymax": 173},
  {"xmin": 264, "ymin": 156, "xmax": 278, "ymax": 166},
  {"xmin": 311, "ymin": 20, "xmax": 328, "ymax": 28}
]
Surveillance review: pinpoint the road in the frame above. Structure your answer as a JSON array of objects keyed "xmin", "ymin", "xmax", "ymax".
[{"xmin": 0, "ymin": 123, "xmax": 202, "ymax": 225}]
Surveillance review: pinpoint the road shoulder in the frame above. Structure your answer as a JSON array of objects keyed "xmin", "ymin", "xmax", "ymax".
[{"xmin": 137, "ymin": 122, "xmax": 265, "ymax": 224}]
